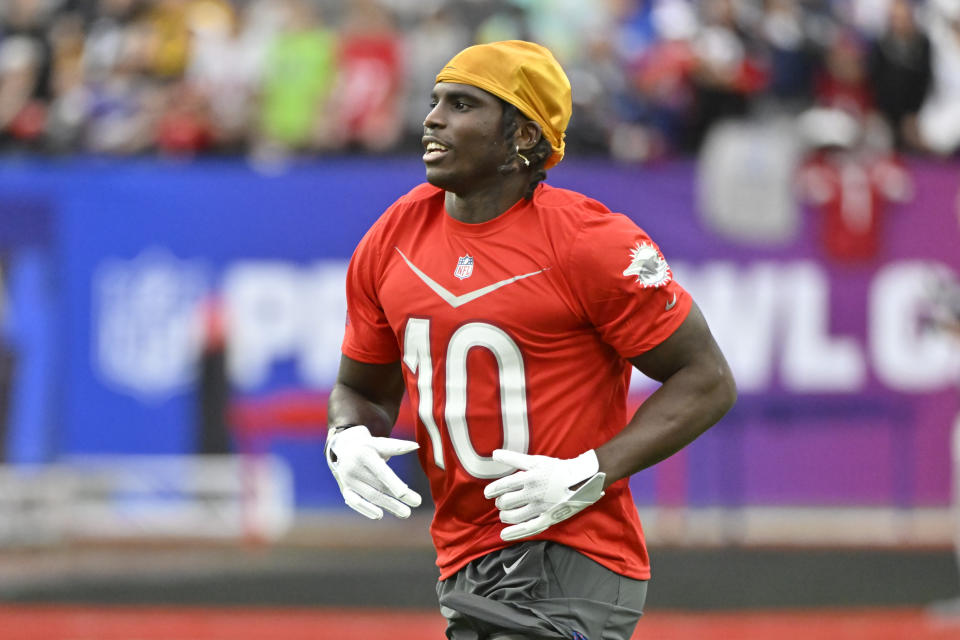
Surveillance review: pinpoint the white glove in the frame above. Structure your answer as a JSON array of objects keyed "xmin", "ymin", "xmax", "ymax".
[
  {"xmin": 483, "ymin": 448, "xmax": 606, "ymax": 542},
  {"xmin": 325, "ymin": 425, "xmax": 422, "ymax": 520}
]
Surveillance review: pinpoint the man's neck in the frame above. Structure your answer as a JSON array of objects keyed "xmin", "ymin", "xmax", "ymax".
[{"xmin": 444, "ymin": 176, "xmax": 530, "ymax": 224}]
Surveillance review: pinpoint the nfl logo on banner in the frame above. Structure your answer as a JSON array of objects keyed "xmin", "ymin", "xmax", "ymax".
[{"xmin": 454, "ymin": 254, "xmax": 474, "ymax": 280}]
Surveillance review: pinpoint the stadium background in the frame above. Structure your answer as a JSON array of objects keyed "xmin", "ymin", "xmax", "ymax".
[{"xmin": 1, "ymin": 0, "xmax": 960, "ymax": 638}]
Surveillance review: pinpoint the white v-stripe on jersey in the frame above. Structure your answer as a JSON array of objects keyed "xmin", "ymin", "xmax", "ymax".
[
  {"xmin": 393, "ymin": 246, "xmax": 547, "ymax": 308},
  {"xmin": 342, "ymin": 182, "xmax": 691, "ymax": 580}
]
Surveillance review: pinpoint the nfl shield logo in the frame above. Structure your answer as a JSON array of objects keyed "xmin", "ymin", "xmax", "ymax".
[{"xmin": 454, "ymin": 254, "xmax": 474, "ymax": 280}]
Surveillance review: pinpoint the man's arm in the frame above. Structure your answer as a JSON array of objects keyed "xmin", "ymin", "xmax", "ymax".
[
  {"xmin": 325, "ymin": 355, "xmax": 421, "ymax": 519},
  {"xmin": 485, "ymin": 301, "xmax": 735, "ymax": 541},
  {"xmin": 327, "ymin": 355, "xmax": 406, "ymax": 437},
  {"xmin": 595, "ymin": 301, "xmax": 737, "ymax": 487}
]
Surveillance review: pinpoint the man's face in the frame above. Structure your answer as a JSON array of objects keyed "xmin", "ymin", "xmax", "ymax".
[{"xmin": 422, "ymin": 82, "xmax": 510, "ymax": 194}]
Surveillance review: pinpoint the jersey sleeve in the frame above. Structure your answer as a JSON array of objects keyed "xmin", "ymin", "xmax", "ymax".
[
  {"xmin": 565, "ymin": 212, "xmax": 691, "ymax": 358},
  {"xmin": 341, "ymin": 220, "xmax": 402, "ymax": 364}
]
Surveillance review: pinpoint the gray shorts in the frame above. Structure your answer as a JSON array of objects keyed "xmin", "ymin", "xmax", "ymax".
[{"xmin": 436, "ymin": 541, "xmax": 647, "ymax": 640}]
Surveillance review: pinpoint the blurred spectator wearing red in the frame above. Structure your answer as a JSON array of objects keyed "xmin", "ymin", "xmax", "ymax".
[
  {"xmin": 814, "ymin": 29, "xmax": 873, "ymax": 118},
  {"xmin": 324, "ymin": 0, "xmax": 403, "ymax": 153},
  {"xmin": 797, "ymin": 108, "xmax": 911, "ymax": 263},
  {"xmin": 155, "ymin": 80, "xmax": 214, "ymax": 155}
]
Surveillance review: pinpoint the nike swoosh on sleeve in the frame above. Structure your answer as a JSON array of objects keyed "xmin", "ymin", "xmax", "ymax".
[{"xmin": 395, "ymin": 247, "xmax": 546, "ymax": 309}]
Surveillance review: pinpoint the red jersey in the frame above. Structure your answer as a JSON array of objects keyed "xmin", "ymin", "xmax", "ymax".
[
  {"xmin": 799, "ymin": 150, "xmax": 910, "ymax": 261},
  {"xmin": 342, "ymin": 182, "xmax": 691, "ymax": 580}
]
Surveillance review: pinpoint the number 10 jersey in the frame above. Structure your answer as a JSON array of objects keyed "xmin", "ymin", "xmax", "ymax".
[{"xmin": 342, "ymin": 182, "xmax": 691, "ymax": 580}]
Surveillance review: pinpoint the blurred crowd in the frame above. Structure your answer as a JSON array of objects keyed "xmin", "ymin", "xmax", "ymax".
[{"xmin": 1, "ymin": 0, "xmax": 959, "ymax": 162}]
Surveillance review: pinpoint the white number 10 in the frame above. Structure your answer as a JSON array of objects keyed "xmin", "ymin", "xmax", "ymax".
[{"xmin": 402, "ymin": 319, "xmax": 529, "ymax": 478}]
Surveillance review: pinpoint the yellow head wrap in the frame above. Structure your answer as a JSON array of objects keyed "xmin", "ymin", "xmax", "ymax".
[{"xmin": 435, "ymin": 40, "xmax": 571, "ymax": 169}]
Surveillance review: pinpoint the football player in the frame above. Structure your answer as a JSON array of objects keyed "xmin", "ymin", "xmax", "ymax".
[{"xmin": 326, "ymin": 40, "xmax": 737, "ymax": 640}]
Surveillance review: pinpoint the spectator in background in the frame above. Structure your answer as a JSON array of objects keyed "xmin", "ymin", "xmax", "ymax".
[
  {"xmin": 797, "ymin": 107, "xmax": 911, "ymax": 262},
  {"xmin": 255, "ymin": 0, "xmax": 336, "ymax": 158},
  {"xmin": 45, "ymin": 10, "xmax": 89, "ymax": 152},
  {"xmin": 0, "ymin": 0, "xmax": 54, "ymax": 149},
  {"xmin": 617, "ymin": 0, "xmax": 698, "ymax": 160},
  {"xmin": 82, "ymin": 13, "xmax": 163, "ymax": 154},
  {"xmin": 185, "ymin": 1, "xmax": 260, "ymax": 152},
  {"xmin": 81, "ymin": 0, "xmax": 143, "ymax": 83},
  {"xmin": 74, "ymin": 0, "xmax": 165, "ymax": 154},
  {"xmin": 186, "ymin": 0, "xmax": 248, "ymax": 153},
  {"xmin": 473, "ymin": 1, "xmax": 528, "ymax": 44},
  {"xmin": 153, "ymin": 1, "xmax": 235, "ymax": 156},
  {"xmin": 917, "ymin": 0, "xmax": 960, "ymax": 156},
  {"xmin": 401, "ymin": 6, "xmax": 467, "ymax": 150},
  {"xmin": 868, "ymin": 0, "xmax": 932, "ymax": 152},
  {"xmin": 520, "ymin": 0, "xmax": 615, "ymax": 67},
  {"xmin": 154, "ymin": 79, "xmax": 214, "ymax": 156},
  {"xmin": 758, "ymin": 0, "xmax": 821, "ymax": 112},
  {"xmin": 570, "ymin": 35, "xmax": 634, "ymax": 158},
  {"xmin": 325, "ymin": 0, "xmax": 403, "ymax": 152},
  {"xmin": 687, "ymin": 0, "xmax": 766, "ymax": 151},
  {"xmin": 811, "ymin": 25, "xmax": 899, "ymax": 152},
  {"xmin": 143, "ymin": 0, "xmax": 219, "ymax": 82},
  {"xmin": 814, "ymin": 29, "xmax": 872, "ymax": 118}
]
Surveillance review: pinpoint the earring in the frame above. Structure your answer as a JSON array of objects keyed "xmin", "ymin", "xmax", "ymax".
[
  {"xmin": 516, "ymin": 146, "xmax": 531, "ymax": 167},
  {"xmin": 514, "ymin": 145, "xmax": 531, "ymax": 167}
]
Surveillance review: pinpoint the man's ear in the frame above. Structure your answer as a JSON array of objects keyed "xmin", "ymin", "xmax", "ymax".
[{"xmin": 515, "ymin": 119, "xmax": 543, "ymax": 152}]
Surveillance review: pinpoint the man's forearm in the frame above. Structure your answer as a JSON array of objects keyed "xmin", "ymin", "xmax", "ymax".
[
  {"xmin": 594, "ymin": 361, "xmax": 736, "ymax": 488},
  {"xmin": 327, "ymin": 383, "xmax": 399, "ymax": 437}
]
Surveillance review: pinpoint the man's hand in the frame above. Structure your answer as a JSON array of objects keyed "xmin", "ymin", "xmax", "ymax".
[
  {"xmin": 325, "ymin": 425, "xmax": 422, "ymax": 519},
  {"xmin": 483, "ymin": 449, "xmax": 606, "ymax": 542}
]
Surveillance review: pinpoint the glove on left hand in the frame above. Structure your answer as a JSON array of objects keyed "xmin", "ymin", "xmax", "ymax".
[{"xmin": 483, "ymin": 449, "xmax": 606, "ymax": 542}]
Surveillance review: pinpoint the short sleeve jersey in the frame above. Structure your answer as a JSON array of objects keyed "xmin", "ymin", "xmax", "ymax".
[{"xmin": 342, "ymin": 183, "xmax": 692, "ymax": 580}]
